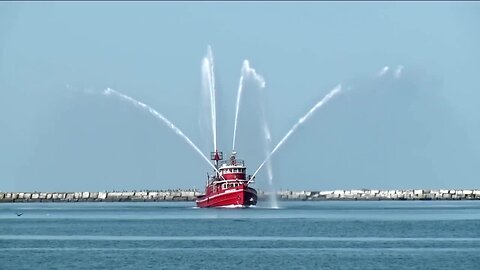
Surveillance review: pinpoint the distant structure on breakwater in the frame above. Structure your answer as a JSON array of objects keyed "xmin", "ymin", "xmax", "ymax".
[{"xmin": 1, "ymin": 189, "xmax": 480, "ymax": 203}]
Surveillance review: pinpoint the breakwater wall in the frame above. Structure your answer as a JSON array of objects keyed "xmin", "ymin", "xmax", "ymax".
[
  {"xmin": 1, "ymin": 189, "xmax": 480, "ymax": 203},
  {"xmin": 277, "ymin": 189, "xmax": 480, "ymax": 201}
]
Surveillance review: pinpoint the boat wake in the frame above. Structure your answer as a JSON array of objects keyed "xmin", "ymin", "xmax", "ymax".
[{"xmin": 217, "ymin": 204, "xmax": 250, "ymax": 209}]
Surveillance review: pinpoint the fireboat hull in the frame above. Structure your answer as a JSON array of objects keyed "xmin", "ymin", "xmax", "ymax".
[{"xmin": 196, "ymin": 187, "xmax": 257, "ymax": 208}]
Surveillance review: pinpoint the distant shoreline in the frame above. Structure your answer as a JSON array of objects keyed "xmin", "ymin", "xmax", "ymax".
[{"xmin": 1, "ymin": 189, "xmax": 480, "ymax": 203}]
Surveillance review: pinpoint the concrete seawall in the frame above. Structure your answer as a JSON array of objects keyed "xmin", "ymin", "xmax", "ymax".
[
  {"xmin": 1, "ymin": 189, "xmax": 480, "ymax": 203},
  {"xmin": 276, "ymin": 189, "xmax": 480, "ymax": 201}
]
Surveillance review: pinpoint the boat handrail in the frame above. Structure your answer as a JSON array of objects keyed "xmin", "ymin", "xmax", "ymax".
[
  {"xmin": 219, "ymin": 159, "xmax": 245, "ymax": 167},
  {"xmin": 212, "ymin": 179, "xmax": 248, "ymax": 184}
]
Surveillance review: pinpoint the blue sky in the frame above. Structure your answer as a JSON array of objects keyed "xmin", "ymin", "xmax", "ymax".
[{"xmin": 1, "ymin": 2, "xmax": 479, "ymax": 191}]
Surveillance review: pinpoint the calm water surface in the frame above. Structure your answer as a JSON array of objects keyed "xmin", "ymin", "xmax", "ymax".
[{"xmin": 1, "ymin": 200, "xmax": 479, "ymax": 269}]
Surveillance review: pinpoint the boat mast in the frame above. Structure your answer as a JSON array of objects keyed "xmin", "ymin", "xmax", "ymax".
[{"xmin": 210, "ymin": 150, "xmax": 223, "ymax": 179}]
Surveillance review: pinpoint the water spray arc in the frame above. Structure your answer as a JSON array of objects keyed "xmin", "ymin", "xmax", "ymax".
[
  {"xmin": 251, "ymin": 84, "xmax": 342, "ymax": 179},
  {"xmin": 103, "ymin": 88, "xmax": 222, "ymax": 176},
  {"xmin": 232, "ymin": 60, "xmax": 266, "ymax": 151},
  {"xmin": 232, "ymin": 73, "xmax": 244, "ymax": 151},
  {"xmin": 201, "ymin": 45, "xmax": 217, "ymax": 151}
]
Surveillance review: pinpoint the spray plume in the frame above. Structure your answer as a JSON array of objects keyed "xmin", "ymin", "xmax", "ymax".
[
  {"xmin": 232, "ymin": 60, "xmax": 266, "ymax": 151},
  {"xmin": 377, "ymin": 66, "xmax": 390, "ymax": 77},
  {"xmin": 201, "ymin": 45, "xmax": 217, "ymax": 151},
  {"xmin": 263, "ymin": 119, "xmax": 279, "ymax": 208},
  {"xmin": 394, "ymin": 65, "xmax": 404, "ymax": 79}
]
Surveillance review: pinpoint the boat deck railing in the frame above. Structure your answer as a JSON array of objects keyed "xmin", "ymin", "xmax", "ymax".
[{"xmin": 219, "ymin": 159, "xmax": 245, "ymax": 167}]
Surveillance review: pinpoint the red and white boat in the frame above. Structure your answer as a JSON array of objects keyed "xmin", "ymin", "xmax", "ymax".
[{"xmin": 196, "ymin": 150, "xmax": 257, "ymax": 208}]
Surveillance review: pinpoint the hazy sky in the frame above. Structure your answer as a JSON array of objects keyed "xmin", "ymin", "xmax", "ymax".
[{"xmin": 1, "ymin": 2, "xmax": 479, "ymax": 191}]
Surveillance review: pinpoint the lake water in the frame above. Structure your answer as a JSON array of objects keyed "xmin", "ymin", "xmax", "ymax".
[{"xmin": 1, "ymin": 200, "xmax": 479, "ymax": 269}]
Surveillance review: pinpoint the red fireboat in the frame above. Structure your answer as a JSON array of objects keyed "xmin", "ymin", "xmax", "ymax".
[{"xmin": 196, "ymin": 150, "xmax": 257, "ymax": 208}]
